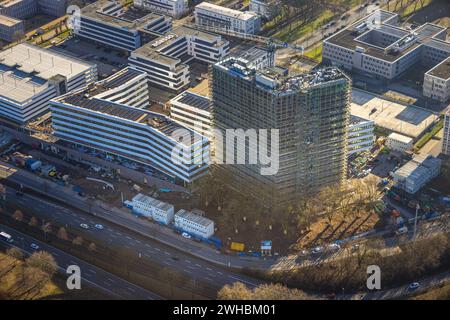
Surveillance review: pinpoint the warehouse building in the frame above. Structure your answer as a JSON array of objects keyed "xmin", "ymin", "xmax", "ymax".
[
  {"xmin": 443, "ymin": 110, "xmax": 450, "ymax": 156},
  {"xmin": 0, "ymin": 14, "xmax": 23, "ymax": 42},
  {"xmin": 132, "ymin": 193, "xmax": 174, "ymax": 225},
  {"xmin": 50, "ymin": 68, "xmax": 210, "ymax": 183},
  {"xmin": 134, "ymin": 0, "xmax": 188, "ymax": 19},
  {"xmin": 75, "ymin": 0, "xmax": 172, "ymax": 52},
  {"xmin": 391, "ymin": 153, "xmax": 441, "ymax": 194},
  {"xmin": 386, "ymin": 132, "xmax": 413, "ymax": 153},
  {"xmin": 174, "ymin": 209, "xmax": 214, "ymax": 238},
  {"xmin": 348, "ymin": 115, "xmax": 375, "ymax": 156},
  {"xmin": 169, "ymin": 91, "xmax": 212, "ymax": 138},
  {"xmin": 0, "ymin": 43, "xmax": 97, "ymax": 124},
  {"xmin": 323, "ymin": 10, "xmax": 450, "ymax": 87},
  {"xmin": 129, "ymin": 26, "xmax": 229, "ymax": 91},
  {"xmin": 211, "ymin": 48, "xmax": 351, "ymax": 205},
  {"xmin": 194, "ymin": 2, "xmax": 261, "ymax": 34}
]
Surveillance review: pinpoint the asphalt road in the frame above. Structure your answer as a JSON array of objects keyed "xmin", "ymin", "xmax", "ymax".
[
  {"xmin": 0, "ymin": 161, "xmax": 277, "ymax": 270},
  {"xmin": 0, "ymin": 185, "xmax": 262, "ymax": 292},
  {"xmin": 0, "ymin": 224, "xmax": 162, "ymax": 300}
]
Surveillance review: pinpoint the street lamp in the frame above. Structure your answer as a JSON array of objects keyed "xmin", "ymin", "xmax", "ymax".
[{"xmin": 413, "ymin": 203, "xmax": 420, "ymax": 241}]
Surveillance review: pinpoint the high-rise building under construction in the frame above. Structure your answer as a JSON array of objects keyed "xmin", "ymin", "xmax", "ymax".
[{"xmin": 210, "ymin": 48, "xmax": 351, "ymax": 206}]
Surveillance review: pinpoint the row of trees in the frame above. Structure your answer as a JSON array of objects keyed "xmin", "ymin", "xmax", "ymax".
[
  {"xmin": 218, "ymin": 282, "xmax": 315, "ymax": 300},
  {"xmin": 268, "ymin": 232, "xmax": 450, "ymax": 293},
  {"xmin": 193, "ymin": 170, "xmax": 380, "ymax": 238},
  {"xmin": 0, "ymin": 248, "xmax": 57, "ymax": 300},
  {"xmin": 9, "ymin": 209, "xmax": 97, "ymax": 251}
]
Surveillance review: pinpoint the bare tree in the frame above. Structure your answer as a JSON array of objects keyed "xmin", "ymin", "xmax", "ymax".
[
  {"xmin": 57, "ymin": 227, "xmax": 69, "ymax": 241},
  {"xmin": 28, "ymin": 216, "xmax": 38, "ymax": 227},
  {"xmin": 72, "ymin": 236, "xmax": 83, "ymax": 246},
  {"xmin": 12, "ymin": 209, "xmax": 24, "ymax": 222},
  {"xmin": 88, "ymin": 242, "xmax": 97, "ymax": 252}
]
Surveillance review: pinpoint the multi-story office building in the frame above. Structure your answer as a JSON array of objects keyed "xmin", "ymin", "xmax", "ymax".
[
  {"xmin": 50, "ymin": 68, "xmax": 210, "ymax": 183},
  {"xmin": 134, "ymin": 0, "xmax": 187, "ymax": 19},
  {"xmin": 348, "ymin": 115, "xmax": 374, "ymax": 156},
  {"xmin": 0, "ymin": 43, "xmax": 97, "ymax": 124},
  {"xmin": 211, "ymin": 49, "xmax": 351, "ymax": 206},
  {"xmin": 0, "ymin": 14, "xmax": 23, "ymax": 42},
  {"xmin": 0, "ymin": 0, "xmax": 37, "ymax": 20},
  {"xmin": 129, "ymin": 26, "xmax": 229, "ymax": 91},
  {"xmin": 195, "ymin": 2, "xmax": 261, "ymax": 35},
  {"xmin": 443, "ymin": 111, "xmax": 450, "ymax": 156},
  {"xmin": 323, "ymin": 10, "xmax": 450, "ymax": 86},
  {"xmin": 169, "ymin": 91, "xmax": 212, "ymax": 138},
  {"xmin": 423, "ymin": 57, "xmax": 450, "ymax": 102},
  {"xmin": 392, "ymin": 153, "xmax": 441, "ymax": 194},
  {"xmin": 0, "ymin": 0, "xmax": 66, "ymax": 20},
  {"xmin": 249, "ymin": 0, "xmax": 279, "ymax": 19},
  {"xmin": 75, "ymin": 0, "xmax": 172, "ymax": 52}
]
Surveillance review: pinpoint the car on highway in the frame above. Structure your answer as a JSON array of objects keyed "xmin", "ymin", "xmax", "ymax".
[
  {"xmin": 311, "ymin": 246, "xmax": 324, "ymax": 254},
  {"xmin": 30, "ymin": 243, "xmax": 39, "ymax": 250},
  {"xmin": 181, "ymin": 232, "xmax": 191, "ymax": 239},
  {"xmin": 408, "ymin": 282, "xmax": 420, "ymax": 291},
  {"xmin": 328, "ymin": 243, "xmax": 341, "ymax": 251},
  {"xmin": 80, "ymin": 223, "xmax": 89, "ymax": 229},
  {"xmin": 94, "ymin": 224, "xmax": 104, "ymax": 230}
]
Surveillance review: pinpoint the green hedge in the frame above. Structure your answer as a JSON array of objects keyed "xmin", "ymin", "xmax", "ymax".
[{"xmin": 414, "ymin": 119, "xmax": 444, "ymax": 152}]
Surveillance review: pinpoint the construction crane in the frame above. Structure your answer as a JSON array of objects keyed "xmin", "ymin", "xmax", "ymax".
[{"xmin": 185, "ymin": 23, "xmax": 305, "ymax": 55}]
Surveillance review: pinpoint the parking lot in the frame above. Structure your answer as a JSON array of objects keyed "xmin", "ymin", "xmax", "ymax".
[{"xmin": 52, "ymin": 37, "xmax": 129, "ymax": 79}]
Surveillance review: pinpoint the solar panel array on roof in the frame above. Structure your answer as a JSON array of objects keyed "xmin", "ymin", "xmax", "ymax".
[
  {"xmin": 104, "ymin": 68, "xmax": 142, "ymax": 88},
  {"xmin": 64, "ymin": 95, "xmax": 147, "ymax": 122},
  {"xmin": 178, "ymin": 92, "xmax": 211, "ymax": 111}
]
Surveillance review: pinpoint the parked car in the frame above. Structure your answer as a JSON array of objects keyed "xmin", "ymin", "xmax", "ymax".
[
  {"xmin": 395, "ymin": 226, "xmax": 408, "ymax": 235},
  {"xmin": 181, "ymin": 232, "xmax": 191, "ymax": 239}
]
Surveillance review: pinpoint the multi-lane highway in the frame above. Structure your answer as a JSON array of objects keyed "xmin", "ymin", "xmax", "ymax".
[
  {"xmin": 0, "ymin": 185, "xmax": 262, "ymax": 294},
  {"xmin": 0, "ymin": 224, "xmax": 162, "ymax": 300}
]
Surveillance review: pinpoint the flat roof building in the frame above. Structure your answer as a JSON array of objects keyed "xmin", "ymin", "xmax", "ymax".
[
  {"xmin": 0, "ymin": 0, "xmax": 67, "ymax": 20},
  {"xmin": 423, "ymin": 57, "xmax": 450, "ymax": 103},
  {"xmin": 195, "ymin": 2, "xmax": 261, "ymax": 35},
  {"xmin": 386, "ymin": 132, "xmax": 414, "ymax": 153},
  {"xmin": 392, "ymin": 153, "xmax": 441, "ymax": 194},
  {"xmin": 348, "ymin": 115, "xmax": 375, "ymax": 156},
  {"xmin": 249, "ymin": 0, "xmax": 280, "ymax": 19},
  {"xmin": 323, "ymin": 9, "xmax": 450, "ymax": 87},
  {"xmin": 174, "ymin": 209, "xmax": 214, "ymax": 239},
  {"xmin": 212, "ymin": 48, "xmax": 351, "ymax": 206},
  {"xmin": 132, "ymin": 193, "xmax": 174, "ymax": 224},
  {"xmin": 75, "ymin": 0, "xmax": 172, "ymax": 52},
  {"xmin": 443, "ymin": 110, "xmax": 450, "ymax": 156},
  {"xmin": 50, "ymin": 68, "xmax": 210, "ymax": 183},
  {"xmin": 0, "ymin": 13, "xmax": 23, "ymax": 42},
  {"xmin": 134, "ymin": 0, "xmax": 188, "ymax": 19},
  {"xmin": 0, "ymin": 43, "xmax": 97, "ymax": 124},
  {"xmin": 129, "ymin": 26, "xmax": 229, "ymax": 91},
  {"xmin": 169, "ymin": 91, "xmax": 212, "ymax": 138}
]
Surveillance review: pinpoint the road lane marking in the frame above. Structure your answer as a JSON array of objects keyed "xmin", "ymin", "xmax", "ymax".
[{"xmin": 228, "ymin": 276, "xmax": 257, "ymax": 287}]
